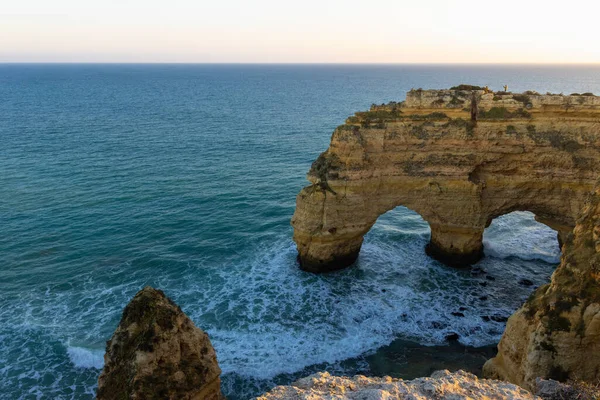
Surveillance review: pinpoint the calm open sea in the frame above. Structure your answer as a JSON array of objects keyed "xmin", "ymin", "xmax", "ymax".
[{"xmin": 1, "ymin": 64, "xmax": 600, "ymax": 399}]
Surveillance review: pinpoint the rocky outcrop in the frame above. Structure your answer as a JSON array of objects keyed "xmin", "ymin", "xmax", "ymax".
[
  {"xmin": 97, "ymin": 287, "xmax": 223, "ymax": 400},
  {"xmin": 483, "ymin": 183, "xmax": 600, "ymax": 391},
  {"xmin": 536, "ymin": 378, "xmax": 600, "ymax": 400},
  {"xmin": 256, "ymin": 370, "xmax": 539, "ymax": 399},
  {"xmin": 291, "ymin": 88, "xmax": 600, "ymax": 271}
]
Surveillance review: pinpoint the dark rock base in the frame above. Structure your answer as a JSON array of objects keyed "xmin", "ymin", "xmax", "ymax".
[
  {"xmin": 298, "ymin": 250, "xmax": 360, "ymax": 273},
  {"xmin": 425, "ymin": 242, "xmax": 484, "ymax": 268}
]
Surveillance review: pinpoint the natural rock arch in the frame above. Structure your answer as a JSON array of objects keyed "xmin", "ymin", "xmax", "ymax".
[
  {"xmin": 482, "ymin": 210, "xmax": 561, "ymax": 263},
  {"xmin": 291, "ymin": 90, "xmax": 600, "ymax": 272}
]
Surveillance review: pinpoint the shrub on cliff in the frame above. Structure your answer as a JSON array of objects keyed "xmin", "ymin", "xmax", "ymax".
[
  {"xmin": 409, "ymin": 112, "xmax": 448, "ymax": 121},
  {"xmin": 479, "ymin": 107, "xmax": 531, "ymax": 120},
  {"xmin": 512, "ymin": 94, "xmax": 532, "ymax": 107},
  {"xmin": 448, "ymin": 96, "xmax": 466, "ymax": 107},
  {"xmin": 450, "ymin": 84, "xmax": 484, "ymax": 90},
  {"xmin": 354, "ymin": 109, "xmax": 403, "ymax": 126}
]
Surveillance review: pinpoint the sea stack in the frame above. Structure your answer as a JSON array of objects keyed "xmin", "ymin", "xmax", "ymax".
[{"xmin": 97, "ymin": 287, "xmax": 223, "ymax": 400}]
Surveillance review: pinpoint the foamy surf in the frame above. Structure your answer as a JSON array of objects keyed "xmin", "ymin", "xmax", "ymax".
[
  {"xmin": 187, "ymin": 230, "xmax": 555, "ymax": 381},
  {"xmin": 0, "ymin": 209, "xmax": 560, "ymax": 400},
  {"xmin": 483, "ymin": 211, "xmax": 561, "ymax": 264},
  {"xmin": 67, "ymin": 346, "xmax": 105, "ymax": 370}
]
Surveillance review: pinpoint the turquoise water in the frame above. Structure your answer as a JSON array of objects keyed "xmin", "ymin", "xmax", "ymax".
[{"xmin": 1, "ymin": 64, "xmax": 599, "ymax": 399}]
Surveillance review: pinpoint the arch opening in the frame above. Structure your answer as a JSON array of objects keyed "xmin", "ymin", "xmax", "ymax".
[
  {"xmin": 351, "ymin": 207, "xmax": 559, "ymax": 353},
  {"xmin": 357, "ymin": 205, "xmax": 431, "ymax": 268},
  {"xmin": 367, "ymin": 205, "xmax": 431, "ymax": 241},
  {"xmin": 482, "ymin": 211, "xmax": 562, "ymax": 264}
]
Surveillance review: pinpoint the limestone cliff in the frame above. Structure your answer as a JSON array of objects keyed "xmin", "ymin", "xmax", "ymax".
[
  {"xmin": 292, "ymin": 88, "xmax": 600, "ymax": 271},
  {"xmin": 405, "ymin": 88, "xmax": 600, "ymax": 111},
  {"xmin": 97, "ymin": 287, "xmax": 223, "ymax": 400},
  {"xmin": 256, "ymin": 370, "xmax": 539, "ymax": 399},
  {"xmin": 483, "ymin": 182, "xmax": 600, "ymax": 390}
]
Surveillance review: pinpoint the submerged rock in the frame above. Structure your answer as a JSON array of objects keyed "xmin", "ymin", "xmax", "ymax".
[
  {"xmin": 97, "ymin": 286, "xmax": 223, "ymax": 400},
  {"xmin": 256, "ymin": 370, "xmax": 538, "ymax": 399},
  {"xmin": 518, "ymin": 278, "xmax": 534, "ymax": 287}
]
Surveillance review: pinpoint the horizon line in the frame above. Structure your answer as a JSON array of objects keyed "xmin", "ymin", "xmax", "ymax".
[{"xmin": 2, "ymin": 61, "xmax": 600, "ymax": 66}]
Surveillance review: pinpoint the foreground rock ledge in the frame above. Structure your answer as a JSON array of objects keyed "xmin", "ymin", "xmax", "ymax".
[
  {"xmin": 97, "ymin": 286, "xmax": 223, "ymax": 400},
  {"xmin": 291, "ymin": 88, "xmax": 600, "ymax": 271},
  {"xmin": 484, "ymin": 182, "xmax": 600, "ymax": 390},
  {"xmin": 256, "ymin": 370, "xmax": 538, "ymax": 399}
]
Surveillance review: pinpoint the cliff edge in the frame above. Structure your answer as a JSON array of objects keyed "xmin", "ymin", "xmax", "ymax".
[{"xmin": 256, "ymin": 370, "xmax": 539, "ymax": 399}]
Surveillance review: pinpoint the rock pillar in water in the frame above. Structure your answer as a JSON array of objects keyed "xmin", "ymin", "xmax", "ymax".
[
  {"xmin": 97, "ymin": 287, "xmax": 223, "ymax": 400},
  {"xmin": 426, "ymin": 224, "xmax": 484, "ymax": 267}
]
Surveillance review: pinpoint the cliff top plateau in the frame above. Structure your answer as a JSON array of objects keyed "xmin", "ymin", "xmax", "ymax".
[{"xmin": 256, "ymin": 370, "xmax": 539, "ymax": 399}]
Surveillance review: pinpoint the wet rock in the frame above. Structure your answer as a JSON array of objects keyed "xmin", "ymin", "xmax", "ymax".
[
  {"xmin": 518, "ymin": 278, "xmax": 534, "ymax": 286},
  {"xmin": 481, "ymin": 316, "xmax": 491, "ymax": 322},
  {"xmin": 97, "ymin": 287, "xmax": 223, "ymax": 400},
  {"xmin": 490, "ymin": 315, "xmax": 508, "ymax": 323},
  {"xmin": 445, "ymin": 333, "xmax": 460, "ymax": 342}
]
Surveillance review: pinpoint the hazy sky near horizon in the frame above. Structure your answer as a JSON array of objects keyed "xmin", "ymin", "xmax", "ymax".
[{"xmin": 2, "ymin": 0, "xmax": 599, "ymax": 63}]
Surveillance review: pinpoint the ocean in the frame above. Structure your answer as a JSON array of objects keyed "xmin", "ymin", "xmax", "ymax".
[{"xmin": 1, "ymin": 64, "xmax": 599, "ymax": 399}]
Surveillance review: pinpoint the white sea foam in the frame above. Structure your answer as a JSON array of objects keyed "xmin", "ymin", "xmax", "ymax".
[
  {"xmin": 483, "ymin": 211, "xmax": 561, "ymax": 263},
  {"xmin": 179, "ymin": 235, "xmax": 546, "ymax": 380},
  {"xmin": 174, "ymin": 209, "xmax": 557, "ymax": 382},
  {"xmin": 0, "ymin": 209, "xmax": 559, "ymax": 399},
  {"xmin": 67, "ymin": 346, "xmax": 105, "ymax": 369}
]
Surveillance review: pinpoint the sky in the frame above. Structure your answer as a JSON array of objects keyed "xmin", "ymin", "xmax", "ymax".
[{"xmin": 1, "ymin": 0, "xmax": 599, "ymax": 63}]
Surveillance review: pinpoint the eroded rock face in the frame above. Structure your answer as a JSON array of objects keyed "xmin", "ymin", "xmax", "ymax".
[
  {"xmin": 483, "ymin": 183, "xmax": 600, "ymax": 391},
  {"xmin": 97, "ymin": 287, "xmax": 223, "ymax": 400},
  {"xmin": 291, "ymin": 89, "xmax": 600, "ymax": 271},
  {"xmin": 256, "ymin": 370, "xmax": 539, "ymax": 399},
  {"xmin": 405, "ymin": 88, "xmax": 600, "ymax": 110}
]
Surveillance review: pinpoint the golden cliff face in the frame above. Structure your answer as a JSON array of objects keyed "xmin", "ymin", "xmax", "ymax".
[
  {"xmin": 291, "ymin": 90, "xmax": 600, "ymax": 272},
  {"xmin": 483, "ymin": 182, "xmax": 600, "ymax": 390}
]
